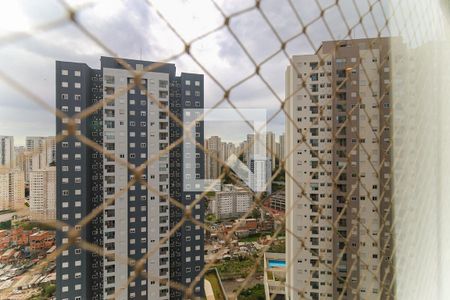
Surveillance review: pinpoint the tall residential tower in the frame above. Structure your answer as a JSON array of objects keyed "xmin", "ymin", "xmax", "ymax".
[
  {"xmin": 285, "ymin": 38, "xmax": 393, "ymax": 300},
  {"xmin": 56, "ymin": 57, "xmax": 204, "ymax": 300}
]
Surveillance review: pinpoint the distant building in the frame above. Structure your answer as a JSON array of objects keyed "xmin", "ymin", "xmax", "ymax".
[
  {"xmin": 205, "ymin": 136, "xmax": 222, "ymax": 179},
  {"xmin": 25, "ymin": 136, "xmax": 56, "ymax": 183},
  {"xmin": 266, "ymin": 132, "xmax": 276, "ymax": 171},
  {"xmin": 0, "ymin": 168, "xmax": 25, "ymax": 211},
  {"xmin": 279, "ymin": 134, "xmax": 285, "ymax": 162},
  {"xmin": 29, "ymin": 167, "xmax": 56, "ymax": 220},
  {"xmin": 249, "ymin": 157, "xmax": 272, "ymax": 194},
  {"xmin": 14, "ymin": 146, "xmax": 27, "ymax": 173},
  {"xmin": 0, "ymin": 136, "xmax": 14, "ymax": 168},
  {"xmin": 212, "ymin": 184, "xmax": 253, "ymax": 219},
  {"xmin": 268, "ymin": 190, "xmax": 285, "ymax": 212}
]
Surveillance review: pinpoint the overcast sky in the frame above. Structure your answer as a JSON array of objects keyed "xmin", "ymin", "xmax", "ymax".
[{"xmin": 0, "ymin": 0, "xmax": 429, "ymax": 145}]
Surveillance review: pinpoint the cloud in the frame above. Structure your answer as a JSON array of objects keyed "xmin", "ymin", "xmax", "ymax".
[{"xmin": 0, "ymin": 0, "xmax": 392, "ymax": 145}]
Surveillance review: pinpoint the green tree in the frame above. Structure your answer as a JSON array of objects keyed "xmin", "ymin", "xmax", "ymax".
[
  {"xmin": 238, "ymin": 284, "xmax": 265, "ymax": 300},
  {"xmin": 0, "ymin": 220, "xmax": 11, "ymax": 230}
]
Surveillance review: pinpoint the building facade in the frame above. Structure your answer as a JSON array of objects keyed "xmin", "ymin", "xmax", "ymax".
[
  {"xmin": 0, "ymin": 136, "xmax": 14, "ymax": 168},
  {"xmin": 285, "ymin": 38, "xmax": 393, "ymax": 300},
  {"xmin": 211, "ymin": 184, "xmax": 253, "ymax": 219},
  {"xmin": 0, "ymin": 168, "xmax": 25, "ymax": 211},
  {"xmin": 29, "ymin": 167, "xmax": 56, "ymax": 220},
  {"xmin": 25, "ymin": 136, "xmax": 56, "ymax": 183},
  {"xmin": 266, "ymin": 131, "xmax": 276, "ymax": 171},
  {"xmin": 205, "ymin": 136, "xmax": 221, "ymax": 179},
  {"xmin": 279, "ymin": 133, "xmax": 285, "ymax": 162},
  {"xmin": 56, "ymin": 57, "xmax": 204, "ymax": 300}
]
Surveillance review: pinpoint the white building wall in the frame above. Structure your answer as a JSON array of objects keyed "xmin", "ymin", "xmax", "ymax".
[
  {"xmin": 102, "ymin": 68, "xmax": 169, "ymax": 299},
  {"xmin": 286, "ymin": 53, "xmax": 334, "ymax": 300}
]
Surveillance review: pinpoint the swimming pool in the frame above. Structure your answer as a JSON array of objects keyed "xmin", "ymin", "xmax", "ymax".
[{"xmin": 268, "ymin": 259, "xmax": 286, "ymax": 268}]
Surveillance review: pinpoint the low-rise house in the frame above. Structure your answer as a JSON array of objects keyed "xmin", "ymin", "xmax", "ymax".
[{"xmin": 29, "ymin": 231, "xmax": 55, "ymax": 252}]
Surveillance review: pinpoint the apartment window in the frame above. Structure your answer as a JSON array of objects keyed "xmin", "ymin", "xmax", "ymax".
[
  {"xmin": 62, "ymin": 190, "xmax": 69, "ymax": 196},
  {"xmin": 105, "ymin": 75, "xmax": 114, "ymax": 84},
  {"xmin": 195, "ymin": 91, "xmax": 200, "ymax": 96},
  {"xmin": 74, "ymin": 82, "xmax": 81, "ymax": 88},
  {"xmin": 61, "ymin": 69, "xmax": 68, "ymax": 75},
  {"xmin": 159, "ymin": 80, "xmax": 168, "ymax": 88},
  {"xmin": 74, "ymin": 106, "xmax": 81, "ymax": 112},
  {"xmin": 74, "ymin": 70, "xmax": 81, "ymax": 76},
  {"xmin": 61, "ymin": 93, "xmax": 68, "ymax": 100},
  {"xmin": 74, "ymin": 94, "xmax": 81, "ymax": 101},
  {"xmin": 185, "ymin": 90, "xmax": 191, "ymax": 96},
  {"xmin": 61, "ymin": 82, "xmax": 68, "ymax": 88},
  {"xmin": 62, "ymin": 286, "xmax": 68, "ymax": 292},
  {"xmin": 75, "ymin": 142, "xmax": 81, "ymax": 147},
  {"xmin": 75, "ymin": 166, "xmax": 81, "ymax": 171}
]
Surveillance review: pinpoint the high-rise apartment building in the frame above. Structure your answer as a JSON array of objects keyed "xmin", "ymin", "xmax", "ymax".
[
  {"xmin": 279, "ymin": 134, "xmax": 285, "ymax": 162},
  {"xmin": 285, "ymin": 38, "xmax": 393, "ymax": 300},
  {"xmin": 0, "ymin": 168, "xmax": 25, "ymax": 211},
  {"xmin": 55, "ymin": 57, "xmax": 204, "ymax": 300},
  {"xmin": 205, "ymin": 136, "xmax": 221, "ymax": 179},
  {"xmin": 25, "ymin": 136, "xmax": 56, "ymax": 182},
  {"xmin": 14, "ymin": 146, "xmax": 27, "ymax": 173},
  {"xmin": 266, "ymin": 131, "xmax": 276, "ymax": 170},
  {"xmin": 29, "ymin": 167, "xmax": 56, "ymax": 220},
  {"xmin": 0, "ymin": 136, "xmax": 14, "ymax": 168}
]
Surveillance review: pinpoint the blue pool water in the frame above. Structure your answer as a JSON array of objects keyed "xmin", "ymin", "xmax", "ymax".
[{"xmin": 268, "ymin": 259, "xmax": 286, "ymax": 268}]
